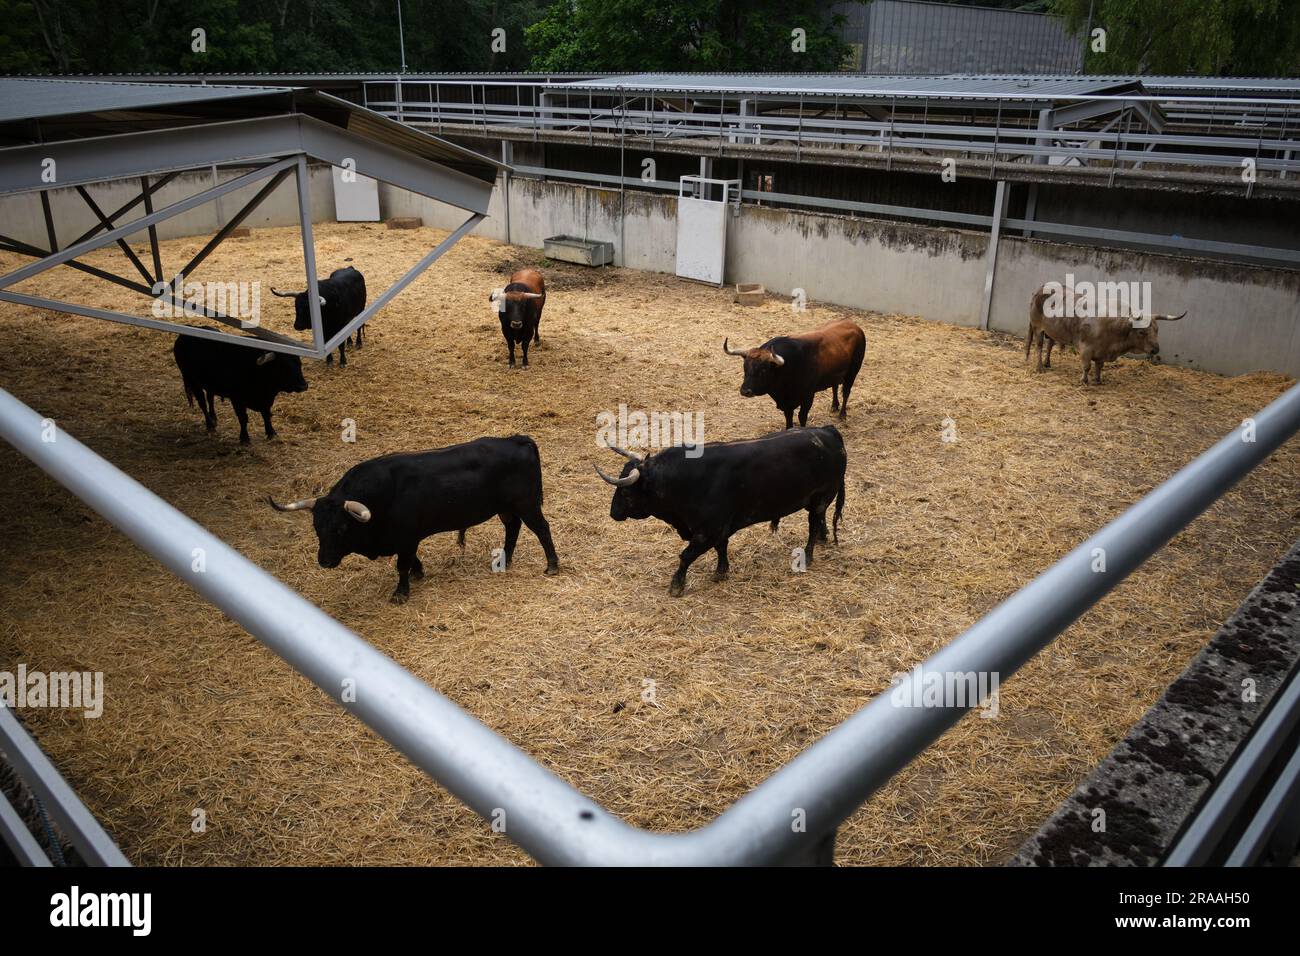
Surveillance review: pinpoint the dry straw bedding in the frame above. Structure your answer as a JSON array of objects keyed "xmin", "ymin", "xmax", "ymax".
[{"xmin": 1, "ymin": 222, "xmax": 1297, "ymax": 866}]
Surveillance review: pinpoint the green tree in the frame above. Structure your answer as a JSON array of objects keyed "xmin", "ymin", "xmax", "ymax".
[
  {"xmin": 1051, "ymin": 0, "xmax": 1300, "ymax": 75},
  {"xmin": 525, "ymin": 0, "xmax": 855, "ymax": 73}
]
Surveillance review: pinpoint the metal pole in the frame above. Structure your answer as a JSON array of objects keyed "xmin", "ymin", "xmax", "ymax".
[
  {"xmin": 294, "ymin": 156, "xmax": 324, "ymax": 356},
  {"xmin": 980, "ymin": 180, "xmax": 1008, "ymax": 330},
  {"xmin": 396, "ymin": 0, "xmax": 407, "ymax": 73}
]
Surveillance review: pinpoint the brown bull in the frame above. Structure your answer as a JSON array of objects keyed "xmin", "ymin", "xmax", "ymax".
[
  {"xmin": 723, "ymin": 318, "xmax": 867, "ymax": 428},
  {"xmin": 489, "ymin": 268, "xmax": 546, "ymax": 368},
  {"xmin": 1026, "ymin": 285, "xmax": 1186, "ymax": 385}
]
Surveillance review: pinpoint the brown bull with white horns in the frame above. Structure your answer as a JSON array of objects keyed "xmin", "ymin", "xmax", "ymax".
[{"xmin": 1026, "ymin": 284, "xmax": 1186, "ymax": 385}]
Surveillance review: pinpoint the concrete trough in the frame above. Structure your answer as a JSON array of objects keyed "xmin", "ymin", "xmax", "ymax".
[
  {"xmin": 543, "ymin": 235, "xmax": 614, "ymax": 267},
  {"xmin": 734, "ymin": 283, "xmax": 766, "ymax": 305}
]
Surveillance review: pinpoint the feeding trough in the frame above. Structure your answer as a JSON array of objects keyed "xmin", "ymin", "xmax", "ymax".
[
  {"xmin": 543, "ymin": 235, "xmax": 614, "ymax": 267},
  {"xmin": 734, "ymin": 283, "xmax": 766, "ymax": 306}
]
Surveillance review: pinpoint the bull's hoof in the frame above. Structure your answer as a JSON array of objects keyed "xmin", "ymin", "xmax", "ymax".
[
  {"xmin": 390, "ymin": 590, "xmax": 410, "ymax": 605},
  {"xmin": 410, "ymin": 567, "xmax": 425, "ymax": 581},
  {"xmin": 838, "ymin": 411, "xmax": 847, "ymax": 421},
  {"xmin": 544, "ymin": 564, "xmax": 559, "ymax": 576},
  {"xmin": 239, "ymin": 435, "xmax": 251, "ymax": 445},
  {"xmin": 712, "ymin": 569, "xmax": 729, "ymax": 583},
  {"xmin": 668, "ymin": 579, "xmax": 685, "ymax": 597}
]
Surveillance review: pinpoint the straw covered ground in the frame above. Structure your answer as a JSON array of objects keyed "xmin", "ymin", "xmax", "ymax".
[{"xmin": 1, "ymin": 222, "xmax": 1298, "ymax": 866}]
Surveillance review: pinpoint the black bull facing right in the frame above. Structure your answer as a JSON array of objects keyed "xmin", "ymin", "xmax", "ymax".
[{"xmin": 595, "ymin": 426, "xmax": 848, "ymax": 596}]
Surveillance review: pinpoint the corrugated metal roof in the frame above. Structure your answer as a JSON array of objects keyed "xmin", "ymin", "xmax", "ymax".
[
  {"xmin": 560, "ymin": 72, "xmax": 1144, "ymax": 99},
  {"xmin": 0, "ymin": 77, "xmax": 504, "ymax": 182},
  {"xmin": 0, "ymin": 77, "xmax": 298, "ymax": 123}
]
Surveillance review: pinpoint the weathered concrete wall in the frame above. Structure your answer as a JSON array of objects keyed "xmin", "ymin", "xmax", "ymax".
[
  {"xmin": 726, "ymin": 205, "xmax": 988, "ymax": 327},
  {"xmin": 0, "ymin": 166, "xmax": 336, "ymax": 249}
]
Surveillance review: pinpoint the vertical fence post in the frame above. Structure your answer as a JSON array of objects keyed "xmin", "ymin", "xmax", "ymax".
[{"xmin": 980, "ymin": 180, "xmax": 1008, "ymax": 332}]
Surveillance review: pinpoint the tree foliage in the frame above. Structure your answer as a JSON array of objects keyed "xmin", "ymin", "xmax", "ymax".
[
  {"xmin": 525, "ymin": 0, "xmax": 853, "ymax": 73},
  {"xmin": 2, "ymin": 0, "xmax": 548, "ymax": 74},
  {"xmin": 1051, "ymin": 0, "xmax": 1300, "ymax": 75}
]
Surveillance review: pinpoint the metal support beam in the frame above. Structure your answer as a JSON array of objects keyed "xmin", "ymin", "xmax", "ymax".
[
  {"xmin": 322, "ymin": 211, "xmax": 485, "ymax": 354},
  {"xmin": 294, "ymin": 156, "xmax": 324, "ymax": 355},
  {"xmin": 0, "ymin": 157, "xmax": 298, "ymax": 292},
  {"xmin": 980, "ymin": 180, "xmax": 1008, "ymax": 331},
  {"xmin": 0, "ymin": 703, "xmax": 129, "ymax": 866},
  {"xmin": 140, "ymin": 176, "xmax": 163, "ymax": 283},
  {"xmin": 0, "ymin": 788, "xmax": 52, "ymax": 866},
  {"xmin": 74, "ymin": 185, "xmax": 155, "ymax": 286}
]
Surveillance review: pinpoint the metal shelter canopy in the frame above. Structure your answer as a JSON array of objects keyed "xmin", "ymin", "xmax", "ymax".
[{"xmin": 0, "ymin": 78, "xmax": 506, "ymax": 358}]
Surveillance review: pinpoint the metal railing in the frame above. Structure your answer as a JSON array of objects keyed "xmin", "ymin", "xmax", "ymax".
[
  {"xmin": 362, "ymin": 79, "xmax": 1300, "ymax": 187},
  {"xmin": 4, "ymin": 376, "xmax": 1300, "ymax": 864}
]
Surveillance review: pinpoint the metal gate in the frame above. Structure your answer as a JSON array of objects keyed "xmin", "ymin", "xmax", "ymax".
[{"xmin": 675, "ymin": 176, "xmax": 739, "ymax": 286}]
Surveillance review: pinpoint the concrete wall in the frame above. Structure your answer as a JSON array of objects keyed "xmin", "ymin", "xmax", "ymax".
[{"xmin": 0, "ymin": 165, "xmax": 336, "ymax": 250}]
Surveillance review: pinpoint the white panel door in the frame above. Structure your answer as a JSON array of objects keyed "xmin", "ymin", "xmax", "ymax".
[
  {"xmin": 676, "ymin": 196, "xmax": 728, "ymax": 285},
  {"xmin": 331, "ymin": 167, "xmax": 381, "ymax": 222}
]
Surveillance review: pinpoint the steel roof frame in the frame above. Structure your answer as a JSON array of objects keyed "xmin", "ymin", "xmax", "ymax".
[{"xmin": 0, "ymin": 113, "xmax": 495, "ymax": 358}]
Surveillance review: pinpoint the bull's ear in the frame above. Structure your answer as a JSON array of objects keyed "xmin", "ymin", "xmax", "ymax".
[
  {"xmin": 256, "ymin": 351, "xmax": 275, "ymax": 365},
  {"xmin": 1128, "ymin": 314, "xmax": 1153, "ymax": 330}
]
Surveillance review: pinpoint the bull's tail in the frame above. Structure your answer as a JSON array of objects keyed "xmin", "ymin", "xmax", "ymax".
[{"xmin": 180, "ymin": 373, "xmax": 197, "ymax": 408}]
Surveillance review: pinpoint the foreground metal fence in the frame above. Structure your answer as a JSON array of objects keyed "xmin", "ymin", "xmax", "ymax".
[{"xmin": 3, "ymin": 379, "xmax": 1300, "ymax": 864}]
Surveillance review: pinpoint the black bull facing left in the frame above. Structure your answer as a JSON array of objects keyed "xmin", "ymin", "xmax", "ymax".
[
  {"xmin": 595, "ymin": 426, "xmax": 848, "ymax": 596},
  {"xmin": 270, "ymin": 435, "xmax": 560, "ymax": 604}
]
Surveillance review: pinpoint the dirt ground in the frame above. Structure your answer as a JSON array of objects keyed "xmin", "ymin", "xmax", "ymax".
[{"xmin": 1, "ymin": 221, "xmax": 1297, "ymax": 866}]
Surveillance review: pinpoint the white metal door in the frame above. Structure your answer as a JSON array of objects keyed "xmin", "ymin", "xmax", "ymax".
[
  {"xmin": 331, "ymin": 167, "xmax": 381, "ymax": 222},
  {"xmin": 675, "ymin": 176, "xmax": 738, "ymax": 285}
]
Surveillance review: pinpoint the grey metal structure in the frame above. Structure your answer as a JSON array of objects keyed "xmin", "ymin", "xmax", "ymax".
[
  {"xmin": 831, "ymin": 0, "xmax": 1083, "ymax": 75},
  {"xmin": 4, "ymin": 367, "xmax": 1300, "ymax": 864},
  {"xmin": 0, "ymin": 78, "xmax": 502, "ymax": 357},
  {"xmin": 0, "ymin": 703, "xmax": 130, "ymax": 866}
]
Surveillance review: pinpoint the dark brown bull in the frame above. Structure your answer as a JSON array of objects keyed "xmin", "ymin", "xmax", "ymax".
[
  {"xmin": 1026, "ymin": 284, "xmax": 1186, "ymax": 385},
  {"xmin": 489, "ymin": 268, "xmax": 546, "ymax": 368},
  {"xmin": 723, "ymin": 318, "xmax": 867, "ymax": 428}
]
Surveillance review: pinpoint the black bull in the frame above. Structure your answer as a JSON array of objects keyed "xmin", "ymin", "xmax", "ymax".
[
  {"xmin": 269, "ymin": 435, "xmax": 560, "ymax": 603},
  {"xmin": 595, "ymin": 426, "xmax": 847, "ymax": 596},
  {"xmin": 271, "ymin": 266, "xmax": 367, "ymax": 366}
]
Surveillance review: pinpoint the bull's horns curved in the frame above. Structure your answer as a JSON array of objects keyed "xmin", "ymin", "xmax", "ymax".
[
  {"xmin": 605, "ymin": 444, "xmax": 644, "ymax": 463},
  {"xmin": 768, "ymin": 349, "xmax": 785, "ymax": 366},
  {"xmin": 722, "ymin": 337, "xmax": 747, "ymax": 357},
  {"xmin": 269, "ymin": 287, "xmax": 296, "ymax": 298},
  {"xmin": 593, "ymin": 463, "xmax": 641, "ymax": 487},
  {"xmin": 1158, "ymin": 311, "xmax": 1187, "ymax": 322},
  {"xmin": 268, "ymin": 494, "xmax": 317, "ymax": 512},
  {"xmin": 256, "ymin": 351, "xmax": 275, "ymax": 366},
  {"xmin": 343, "ymin": 500, "xmax": 371, "ymax": 522}
]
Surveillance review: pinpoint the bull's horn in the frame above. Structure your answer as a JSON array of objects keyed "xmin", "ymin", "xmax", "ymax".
[
  {"xmin": 489, "ymin": 289, "xmax": 502, "ymax": 302},
  {"xmin": 1157, "ymin": 311, "xmax": 1187, "ymax": 322},
  {"xmin": 256, "ymin": 351, "xmax": 275, "ymax": 365},
  {"xmin": 768, "ymin": 349, "xmax": 785, "ymax": 366},
  {"xmin": 268, "ymin": 494, "xmax": 316, "ymax": 512},
  {"xmin": 520, "ymin": 291, "xmax": 544, "ymax": 299},
  {"xmin": 318, "ymin": 295, "xmax": 327, "ymax": 306},
  {"xmin": 343, "ymin": 500, "xmax": 371, "ymax": 522},
  {"xmin": 269, "ymin": 287, "xmax": 297, "ymax": 298},
  {"xmin": 606, "ymin": 444, "xmax": 644, "ymax": 462},
  {"xmin": 722, "ymin": 337, "xmax": 747, "ymax": 356},
  {"xmin": 593, "ymin": 463, "xmax": 640, "ymax": 487}
]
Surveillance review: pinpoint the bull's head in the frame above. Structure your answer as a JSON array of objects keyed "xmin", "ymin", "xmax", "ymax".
[
  {"xmin": 490, "ymin": 287, "xmax": 544, "ymax": 332},
  {"xmin": 593, "ymin": 445, "xmax": 652, "ymax": 521},
  {"xmin": 256, "ymin": 351, "xmax": 309, "ymax": 395},
  {"xmin": 1124, "ymin": 310, "xmax": 1187, "ymax": 361},
  {"xmin": 270, "ymin": 286, "xmax": 329, "ymax": 332},
  {"xmin": 267, "ymin": 494, "xmax": 372, "ymax": 568},
  {"xmin": 722, "ymin": 338, "xmax": 785, "ymax": 397}
]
